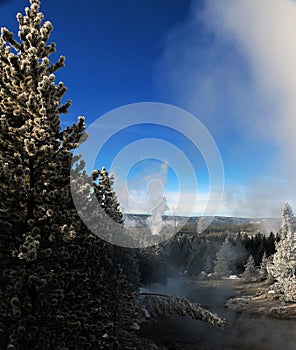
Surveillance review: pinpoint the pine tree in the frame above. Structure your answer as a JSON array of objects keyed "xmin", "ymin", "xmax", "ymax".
[
  {"xmin": 203, "ymin": 254, "xmax": 213, "ymax": 274},
  {"xmin": 258, "ymin": 252, "xmax": 268, "ymax": 281},
  {"xmin": 93, "ymin": 167, "xmax": 141, "ymax": 288},
  {"xmin": 280, "ymin": 202, "xmax": 296, "ymax": 236},
  {"xmin": 0, "ymin": 0, "xmax": 83, "ymax": 262},
  {"xmin": 0, "ymin": 2, "xmax": 226, "ymax": 349},
  {"xmin": 0, "ymin": 1, "xmax": 138, "ymax": 348},
  {"xmin": 269, "ymin": 203, "xmax": 296, "ymax": 301},
  {"xmin": 242, "ymin": 255, "xmax": 257, "ymax": 282},
  {"xmin": 93, "ymin": 167, "xmax": 123, "ymax": 225},
  {"xmin": 214, "ymin": 237, "xmax": 236, "ymax": 278}
]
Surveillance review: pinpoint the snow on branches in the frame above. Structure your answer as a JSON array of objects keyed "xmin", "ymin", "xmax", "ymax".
[
  {"xmin": 269, "ymin": 203, "xmax": 296, "ymax": 302},
  {"xmin": 138, "ymin": 292, "xmax": 225, "ymax": 328}
]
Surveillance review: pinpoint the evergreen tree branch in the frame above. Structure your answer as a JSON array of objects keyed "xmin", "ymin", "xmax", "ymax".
[{"xmin": 138, "ymin": 292, "xmax": 225, "ymax": 328}]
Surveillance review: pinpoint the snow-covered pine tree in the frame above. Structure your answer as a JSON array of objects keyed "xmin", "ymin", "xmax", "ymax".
[
  {"xmin": 242, "ymin": 255, "xmax": 257, "ymax": 282},
  {"xmin": 269, "ymin": 203, "xmax": 296, "ymax": 301},
  {"xmin": 214, "ymin": 237, "xmax": 236, "ymax": 278},
  {"xmin": 214, "ymin": 251, "xmax": 231, "ymax": 278},
  {"xmin": 280, "ymin": 202, "xmax": 296, "ymax": 236},
  {"xmin": 203, "ymin": 254, "xmax": 213, "ymax": 274},
  {"xmin": 93, "ymin": 166, "xmax": 141, "ymax": 292},
  {"xmin": 0, "ymin": 0, "xmax": 84, "ymax": 261},
  {"xmin": 0, "ymin": 2, "xmax": 226, "ymax": 348},
  {"xmin": 0, "ymin": 1, "xmax": 138, "ymax": 348},
  {"xmin": 258, "ymin": 252, "xmax": 269, "ymax": 281},
  {"xmin": 93, "ymin": 167, "xmax": 123, "ymax": 225}
]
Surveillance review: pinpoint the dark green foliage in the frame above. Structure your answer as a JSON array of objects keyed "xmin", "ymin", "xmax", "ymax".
[
  {"xmin": 0, "ymin": 1, "xmax": 141, "ymax": 349},
  {"xmin": 242, "ymin": 232, "xmax": 277, "ymax": 265},
  {"xmin": 138, "ymin": 245, "xmax": 165, "ymax": 284},
  {"xmin": 92, "ymin": 168, "xmax": 141, "ymax": 293},
  {"xmin": 138, "ymin": 230, "xmax": 278, "ymax": 283}
]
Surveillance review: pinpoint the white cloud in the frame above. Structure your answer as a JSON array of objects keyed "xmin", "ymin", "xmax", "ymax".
[
  {"xmin": 221, "ymin": 181, "xmax": 294, "ymax": 218},
  {"xmin": 165, "ymin": 190, "xmax": 222, "ymax": 216},
  {"xmin": 114, "ymin": 160, "xmax": 169, "ymax": 215},
  {"xmin": 157, "ymin": 0, "xmax": 296, "ymax": 216}
]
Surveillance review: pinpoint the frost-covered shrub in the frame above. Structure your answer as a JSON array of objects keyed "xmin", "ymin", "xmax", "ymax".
[
  {"xmin": 257, "ymin": 252, "xmax": 269, "ymax": 281},
  {"xmin": 214, "ymin": 237, "xmax": 237, "ymax": 277},
  {"xmin": 242, "ymin": 255, "xmax": 258, "ymax": 282},
  {"xmin": 269, "ymin": 204, "xmax": 296, "ymax": 302}
]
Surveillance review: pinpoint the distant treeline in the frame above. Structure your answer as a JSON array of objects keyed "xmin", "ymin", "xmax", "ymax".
[
  {"xmin": 138, "ymin": 231, "xmax": 278, "ymax": 284},
  {"xmin": 177, "ymin": 222, "xmax": 262, "ymax": 235}
]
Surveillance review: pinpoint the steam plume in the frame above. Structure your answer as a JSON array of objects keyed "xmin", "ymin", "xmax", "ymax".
[{"xmin": 158, "ymin": 0, "xmax": 296, "ymax": 216}]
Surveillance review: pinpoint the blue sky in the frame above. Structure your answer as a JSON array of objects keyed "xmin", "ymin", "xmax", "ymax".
[{"xmin": 1, "ymin": 0, "xmax": 296, "ymax": 218}]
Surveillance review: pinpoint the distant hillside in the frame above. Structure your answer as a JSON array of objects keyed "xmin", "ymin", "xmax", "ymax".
[{"xmin": 123, "ymin": 214, "xmax": 281, "ymax": 235}]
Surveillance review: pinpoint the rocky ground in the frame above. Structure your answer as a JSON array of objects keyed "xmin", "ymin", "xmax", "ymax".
[{"xmin": 220, "ymin": 279, "xmax": 296, "ymax": 319}]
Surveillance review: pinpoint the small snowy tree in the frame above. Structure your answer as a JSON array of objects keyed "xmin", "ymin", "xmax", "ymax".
[
  {"xmin": 203, "ymin": 254, "xmax": 213, "ymax": 274},
  {"xmin": 269, "ymin": 203, "xmax": 296, "ymax": 301},
  {"xmin": 258, "ymin": 252, "xmax": 269, "ymax": 281},
  {"xmin": 214, "ymin": 237, "xmax": 236, "ymax": 278},
  {"xmin": 280, "ymin": 202, "xmax": 296, "ymax": 236},
  {"xmin": 93, "ymin": 167, "xmax": 123, "ymax": 224},
  {"xmin": 242, "ymin": 255, "xmax": 257, "ymax": 282}
]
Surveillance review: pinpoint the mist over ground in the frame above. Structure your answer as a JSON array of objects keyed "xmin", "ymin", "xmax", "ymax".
[{"xmin": 141, "ymin": 277, "xmax": 296, "ymax": 350}]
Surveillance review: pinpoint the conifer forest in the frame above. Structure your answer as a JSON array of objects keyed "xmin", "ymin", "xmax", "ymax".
[{"xmin": 1, "ymin": 1, "xmax": 296, "ymax": 349}]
